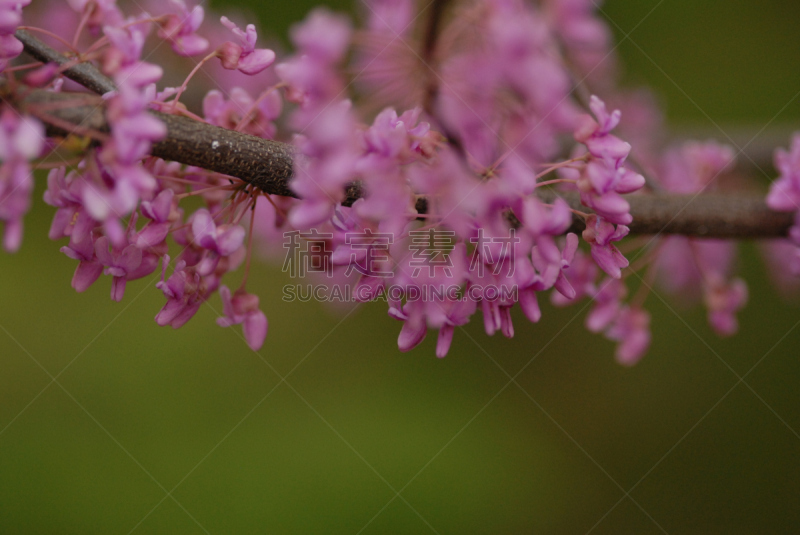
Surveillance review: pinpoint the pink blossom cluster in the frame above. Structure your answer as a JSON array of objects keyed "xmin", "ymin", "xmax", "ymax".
[
  {"xmin": 766, "ymin": 135, "xmax": 800, "ymax": 275},
  {"xmin": 652, "ymin": 141, "xmax": 747, "ymax": 335},
  {"xmin": 0, "ymin": 0, "xmax": 795, "ymax": 363},
  {"xmin": 24, "ymin": 0, "xmax": 276, "ymax": 350},
  {"xmin": 267, "ymin": 1, "xmax": 651, "ymax": 361}
]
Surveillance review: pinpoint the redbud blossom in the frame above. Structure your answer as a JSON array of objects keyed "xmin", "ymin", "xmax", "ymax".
[
  {"xmin": 218, "ymin": 16, "xmax": 275, "ymax": 75},
  {"xmin": 157, "ymin": 0, "xmax": 208, "ymax": 56},
  {"xmin": 217, "ymin": 286, "xmax": 268, "ymax": 351}
]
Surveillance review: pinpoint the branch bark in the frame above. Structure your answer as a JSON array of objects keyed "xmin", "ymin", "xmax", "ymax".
[
  {"xmin": 15, "ymin": 29, "xmax": 116, "ymax": 95},
  {"xmin": 12, "ymin": 31, "xmax": 794, "ymax": 240}
]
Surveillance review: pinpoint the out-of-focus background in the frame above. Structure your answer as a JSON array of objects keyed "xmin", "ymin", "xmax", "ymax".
[{"xmin": 2, "ymin": 0, "xmax": 800, "ymax": 533}]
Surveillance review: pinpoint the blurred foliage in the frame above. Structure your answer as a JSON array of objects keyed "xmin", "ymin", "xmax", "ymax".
[{"xmin": 1, "ymin": 0, "xmax": 800, "ymax": 533}]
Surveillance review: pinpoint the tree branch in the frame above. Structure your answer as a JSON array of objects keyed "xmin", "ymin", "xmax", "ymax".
[
  {"xmin": 11, "ymin": 31, "xmax": 794, "ymax": 240},
  {"xmin": 15, "ymin": 29, "xmax": 116, "ymax": 95}
]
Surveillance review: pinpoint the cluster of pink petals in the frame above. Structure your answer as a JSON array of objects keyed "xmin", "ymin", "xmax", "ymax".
[
  {"xmin": 557, "ymin": 266, "xmax": 652, "ymax": 363},
  {"xmin": 277, "ymin": 9, "xmax": 358, "ymax": 230},
  {"xmin": 355, "ymin": 107, "xmax": 438, "ymax": 231},
  {"xmin": 46, "ymin": 160, "xmax": 171, "ymax": 300},
  {"xmin": 11, "ymin": 0, "xmax": 783, "ymax": 365},
  {"xmin": 653, "ymin": 141, "xmax": 747, "ymax": 336},
  {"xmin": 572, "ymin": 96, "xmax": 646, "ymax": 225},
  {"xmin": 606, "ymin": 306, "xmax": 651, "ymax": 366},
  {"xmin": 0, "ymin": 110, "xmax": 44, "ymax": 251},
  {"xmin": 157, "ymin": 0, "xmax": 208, "ymax": 56},
  {"xmin": 272, "ymin": 3, "xmax": 645, "ymax": 359},
  {"xmin": 217, "ymin": 286, "xmax": 268, "ymax": 351},
  {"xmin": 203, "ymin": 87, "xmax": 282, "ymax": 139},
  {"xmin": 659, "ymin": 141, "xmax": 736, "ymax": 194},
  {"xmin": 67, "ymin": 0, "xmax": 122, "ymax": 35},
  {"xmin": 276, "ymin": 7, "xmax": 352, "ymax": 106},
  {"xmin": 704, "ymin": 276, "xmax": 748, "ymax": 336},
  {"xmin": 217, "ymin": 16, "xmax": 275, "ymax": 76},
  {"xmin": 70, "ymin": 21, "xmax": 167, "ymax": 249},
  {"xmin": 767, "ymin": 134, "xmax": 800, "ymax": 212},
  {"xmin": 581, "ymin": 214, "xmax": 629, "ymax": 279},
  {"xmin": 24, "ymin": 5, "xmax": 274, "ymax": 351},
  {"xmin": 764, "ymin": 134, "xmax": 800, "ymax": 282},
  {"xmin": 437, "ymin": 0, "xmax": 579, "ymax": 169},
  {"xmin": 155, "ymin": 257, "xmax": 211, "ymax": 330},
  {"xmin": 544, "ymin": 0, "xmax": 615, "ymax": 84}
]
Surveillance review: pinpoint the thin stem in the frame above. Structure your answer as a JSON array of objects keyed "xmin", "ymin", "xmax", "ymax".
[
  {"xmin": 28, "ymin": 109, "xmax": 109, "ymax": 142},
  {"xmin": 168, "ymin": 52, "xmax": 216, "ymax": 109},
  {"xmin": 5, "ymin": 61, "xmax": 44, "ymax": 73},
  {"xmin": 174, "ymin": 184, "xmax": 238, "ymax": 199},
  {"xmin": 534, "ymin": 154, "xmax": 589, "ymax": 180},
  {"xmin": 72, "ymin": 9, "xmax": 92, "ymax": 48},
  {"xmin": 262, "ymin": 192, "xmax": 289, "ymax": 222},
  {"xmin": 232, "ymin": 190, "xmax": 256, "ymax": 225}
]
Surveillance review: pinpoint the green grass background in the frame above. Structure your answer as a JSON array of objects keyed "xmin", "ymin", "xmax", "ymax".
[{"xmin": 2, "ymin": 0, "xmax": 800, "ymax": 533}]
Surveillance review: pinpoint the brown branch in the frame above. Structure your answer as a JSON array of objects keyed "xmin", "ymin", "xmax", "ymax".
[
  {"xmin": 535, "ymin": 190, "xmax": 793, "ymax": 239},
  {"xmin": 11, "ymin": 31, "xmax": 795, "ymax": 240},
  {"xmin": 18, "ymin": 87, "xmax": 297, "ymax": 196},
  {"xmin": 15, "ymin": 29, "xmax": 116, "ymax": 95}
]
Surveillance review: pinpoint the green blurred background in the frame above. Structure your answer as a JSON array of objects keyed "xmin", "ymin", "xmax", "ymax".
[{"xmin": 2, "ymin": 0, "xmax": 800, "ymax": 533}]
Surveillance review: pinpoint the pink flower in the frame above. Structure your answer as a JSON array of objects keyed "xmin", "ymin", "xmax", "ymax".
[
  {"xmin": 202, "ymin": 87, "xmax": 281, "ymax": 138},
  {"xmin": 546, "ymin": 0, "xmax": 614, "ymax": 81},
  {"xmin": 551, "ymin": 249, "xmax": 599, "ymax": 307},
  {"xmin": 607, "ymin": 307, "xmax": 651, "ymax": 366},
  {"xmin": 0, "ymin": 111, "xmax": 44, "ymax": 251},
  {"xmin": 67, "ymin": 0, "xmax": 122, "ymax": 34},
  {"xmin": 586, "ymin": 278, "xmax": 626, "ymax": 333},
  {"xmin": 190, "ymin": 208, "xmax": 245, "ymax": 257},
  {"xmin": 43, "ymin": 168, "xmax": 96, "ymax": 242},
  {"xmin": 94, "ymin": 236, "xmax": 143, "ymax": 301},
  {"xmin": 289, "ymin": 7, "xmax": 352, "ymax": 64},
  {"xmin": 766, "ymin": 134, "xmax": 800, "ymax": 212},
  {"xmin": 582, "ymin": 215, "xmax": 629, "ymax": 279},
  {"xmin": 0, "ymin": 0, "xmax": 31, "ymax": 34},
  {"xmin": 158, "ymin": 0, "xmax": 208, "ymax": 56},
  {"xmin": 704, "ymin": 277, "xmax": 748, "ymax": 336},
  {"xmin": 575, "ymin": 96, "xmax": 630, "ymax": 168},
  {"xmin": 60, "ymin": 235, "xmax": 103, "ymax": 293},
  {"xmin": 103, "ymin": 24, "xmax": 163, "ymax": 87},
  {"xmin": 216, "ymin": 285, "xmax": 268, "ymax": 351},
  {"xmin": 217, "ymin": 16, "xmax": 275, "ymax": 75},
  {"xmin": 132, "ymin": 189, "xmax": 175, "ymax": 248},
  {"xmin": 433, "ymin": 299, "xmax": 476, "ymax": 358},
  {"xmin": 572, "ymin": 96, "xmax": 645, "ymax": 225},
  {"xmin": 155, "ymin": 257, "xmax": 211, "ymax": 329},
  {"xmin": 389, "ymin": 300, "xmax": 428, "ymax": 352},
  {"xmin": 659, "ymin": 141, "xmax": 736, "ymax": 194}
]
